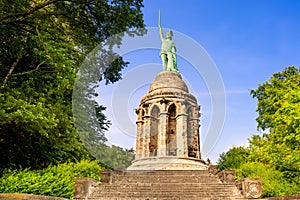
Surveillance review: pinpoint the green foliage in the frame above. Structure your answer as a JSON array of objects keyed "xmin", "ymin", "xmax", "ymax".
[
  {"xmin": 0, "ymin": 160, "xmax": 102, "ymax": 199},
  {"xmin": 236, "ymin": 162, "xmax": 298, "ymax": 197},
  {"xmin": 0, "ymin": 93, "xmax": 91, "ymax": 170},
  {"xmin": 217, "ymin": 146, "xmax": 250, "ymax": 171},
  {"xmin": 94, "ymin": 145, "xmax": 135, "ymax": 168},
  {"xmin": 217, "ymin": 66, "xmax": 300, "ymax": 197},
  {"xmin": 250, "ymin": 66, "xmax": 300, "ymax": 132},
  {"xmin": 250, "ymin": 66, "xmax": 300, "ymax": 186},
  {"xmin": 0, "ymin": 0, "xmax": 145, "ymax": 170}
]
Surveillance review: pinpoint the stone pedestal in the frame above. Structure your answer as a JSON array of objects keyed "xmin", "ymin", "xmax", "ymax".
[{"xmin": 127, "ymin": 156, "xmax": 207, "ymax": 170}]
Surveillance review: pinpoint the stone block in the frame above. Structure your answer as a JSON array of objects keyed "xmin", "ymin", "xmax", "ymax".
[
  {"xmin": 74, "ymin": 178, "xmax": 98, "ymax": 200},
  {"xmin": 218, "ymin": 170, "xmax": 236, "ymax": 183},
  {"xmin": 236, "ymin": 178, "xmax": 262, "ymax": 199},
  {"xmin": 100, "ymin": 170, "xmax": 115, "ymax": 184},
  {"xmin": 208, "ymin": 165, "xmax": 218, "ymax": 175}
]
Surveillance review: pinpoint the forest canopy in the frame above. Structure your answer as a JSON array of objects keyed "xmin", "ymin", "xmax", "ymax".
[{"xmin": 0, "ymin": 0, "xmax": 145, "ymax": 170}]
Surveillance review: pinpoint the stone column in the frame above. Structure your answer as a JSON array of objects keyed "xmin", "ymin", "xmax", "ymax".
[
  {"xmin": 188, "ymin": 116, "xmax": 200, "ymax": 159},
  {"xmin": 158, "ymin": 111, "xmax": 168, "ymax": 156},
  {"xmin": 176, "ymin": 103, "xmax": 188, "ymax": 157},
  {"xmin": 196, "ymin": 127, "xmax": 201, "ymax": 159},
  {"xmin": 135, "ymin": 120, "xmax": 143, "ymax": 159},
  {"xmin": 140, "ymin": 120, "xmax": 146, "ymax": 158},
  {"xmin": 195, "ymin": 105, "xmax": 201, "ymax": 159},
  {"xmin": 142, "ymin": 116, "xmax": 151, "ymax": 157}
]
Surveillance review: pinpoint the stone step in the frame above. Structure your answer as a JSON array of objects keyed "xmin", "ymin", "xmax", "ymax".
[
  {"xmin": 91, "ymin": 193, "xmax": 242, "ymax": 200},
  {"xmin": 112, "ymin": 170, "xmax": 221, "ymax": 184},
  {"xmin": 123, "ymin": 170, "xmax": 211, "ymax": 175},
  {"xmin": 117, "ymin": 174, "xmax": 214, "ymax": 178},
  {"xmin": 98, "ymin": 184, "xmax": 237, "ymax": 190},
  {"xmin": 116, "ymin": 178, "xmax": 221, "ymax": 183},
  {"xmin": 92, "ymin": 198, "xmax": 244, "ymax": 200},
  {"xmin": 86, "ymin": 170, "xmax": 244, "ymax": 199},
  {"xmin": 95, "ymin": 188, "xmax": 238, "ymax": 194},
  {"xmin": 115, "ymin": 175, "xmax": 217, "ymax": 180},
  {"xmin": 94, "ymin": 191, "xmax": 238, "ymax": 196},
  {"xmin": 92, "ymin": 185, "xmax": 241, "ymax": 197},
  {"xmin": 94, "ymin": 192, "xmax": 239, "ymax": 197}
]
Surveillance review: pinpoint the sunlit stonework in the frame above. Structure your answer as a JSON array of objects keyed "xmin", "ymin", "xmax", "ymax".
[{"xmin": 127, "ymin": 71, "xmax": 207, "ymax": 170}]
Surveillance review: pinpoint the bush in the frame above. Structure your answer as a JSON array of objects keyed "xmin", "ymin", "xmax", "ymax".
[
  {"xmin": 0, "ymin": 160, "xmax": 103, "ymax": 199},
  {"xmin": 217, "ymin": 146, "xmax": 250, "ymax": 171},
  {"xmin": 236, "ymin": 162, "xmax": 298, "ymax": 197}
]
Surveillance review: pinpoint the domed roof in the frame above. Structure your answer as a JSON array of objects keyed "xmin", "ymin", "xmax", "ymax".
[{"xmin": 149, "ymin": 71, "xmax": 189, "ymax": 93}]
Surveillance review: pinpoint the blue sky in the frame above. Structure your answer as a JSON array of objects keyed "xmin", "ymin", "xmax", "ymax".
[{"xmin": 96, "ymin": 0, "xmax": 300, "ymax": 163}]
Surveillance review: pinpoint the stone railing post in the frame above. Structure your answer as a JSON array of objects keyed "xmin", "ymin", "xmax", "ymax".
[
  {"xmin": 100, "ymin": 170, "xmax": 114, "ymax": 184},
  {"xmin": 236, "ymin": 178, "xmax": 262, "ymax": 199},
  {"xmin": 74, "ymin": 178, "xmax": 98, "ymax": 200},
  {"xmin": 208, "ymin": 165, "xmax": 218, "ymax": 175},
  {"xmin": 218, "ymin": 170, "xmax": 236, "ymax": 183}
]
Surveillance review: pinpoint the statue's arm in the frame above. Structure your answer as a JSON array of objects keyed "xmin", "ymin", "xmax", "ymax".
[
  {"xmin": 158, "ymin": 24, "xmax": 164, "ymax": 40},
  {"xmin": 158, "ymin": 10, "xmax": 164, "ymax": 40}
]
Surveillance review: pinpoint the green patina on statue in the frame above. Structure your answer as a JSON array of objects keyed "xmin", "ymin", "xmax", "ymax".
[{"xmin": 158, "ymin": 10, "xmax": 179, "ymax": 72}]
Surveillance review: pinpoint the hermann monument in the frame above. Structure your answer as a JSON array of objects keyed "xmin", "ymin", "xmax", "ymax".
[
  {"xmin": 127, "ymin": 11, "xmax": 208, "ymax": 170},
  {"xmin": 73, "ymin": 12, "xmax": 263, "ymax": 200}
]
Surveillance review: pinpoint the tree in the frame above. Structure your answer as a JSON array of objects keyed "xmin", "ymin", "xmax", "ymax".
[
  {"xmin": 250, "ymin": 66, "xmax": 300, "ymax": 184},
  {"xmin": 0, "ymin": 0, "xmax": 144, "ymax": 170},
  {"xmin": 217, "ymin": 146, "xmax": 250, "ymax": 171},
  {"xmin": 217, "ymin": 66, "xmax": 300, "ymax": 196}
]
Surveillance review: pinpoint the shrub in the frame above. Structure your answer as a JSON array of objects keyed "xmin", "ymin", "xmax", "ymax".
[
  {"xmin": 236, "ymin": 162, "xmax": 298, "ymax": 197},
  {"xmin": 0, "ymin": 160, "xmax": 103, "ymax": 199}
]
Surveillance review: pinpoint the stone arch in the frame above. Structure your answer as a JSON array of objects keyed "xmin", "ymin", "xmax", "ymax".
[
  {"xmin": 149, "ymin": 103, "xmax": 163, "ymax": 115},
  {"xmin": 166, "ymin": 102, "xmax": 180, "ymax": 114},
  {"xmin": 149, "ymin": 104, "xmax": 160, "ymax": 156},
  {"xmin": 167, "ymin": 103, "xmax": 177, "ymax": 156}
]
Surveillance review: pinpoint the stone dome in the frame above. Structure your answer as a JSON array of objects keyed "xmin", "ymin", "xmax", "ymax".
[{"xmin": 149, "ymin": 71, "xmax": 189, "ymax": 93}]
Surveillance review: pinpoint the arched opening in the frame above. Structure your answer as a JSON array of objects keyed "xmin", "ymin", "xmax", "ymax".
[
  {"xmin": 167, "ymin": 104, "xmax": 177, "ymax": 156},
  {"xmin": 141, "ymin": 109, "xmax": 145, "ymax": 117},
  {"xmin": 149, "ymin": 105, "xmax": 159, "ymax": 156}
]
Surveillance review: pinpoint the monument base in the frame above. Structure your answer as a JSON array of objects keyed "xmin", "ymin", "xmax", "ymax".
[{"xmin": 127, "ymin": 156, "xmax": 208, "ymax": 171}]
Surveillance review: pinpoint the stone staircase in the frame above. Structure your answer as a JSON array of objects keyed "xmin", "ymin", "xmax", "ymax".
[{"xmin": 85, "ymin": 170, "xmax": 245, "ymax": 200}]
